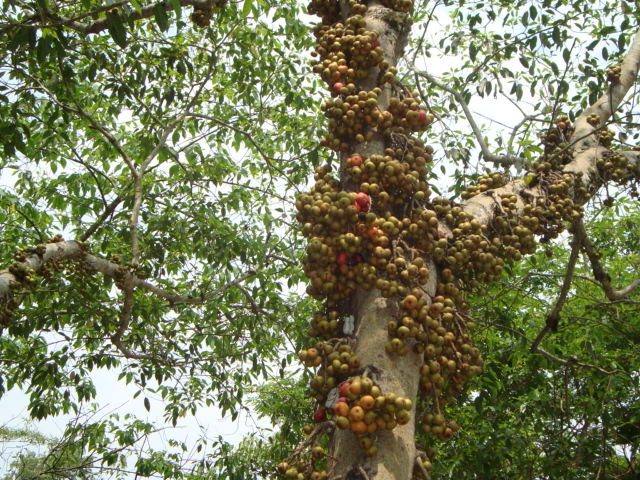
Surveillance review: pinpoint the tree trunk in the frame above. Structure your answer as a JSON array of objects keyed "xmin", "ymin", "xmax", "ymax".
[
  {"xmin": 330, "ymin": 269, "xmax": 436, "ymax": 479},
  {"xmin": 329, "ymin": 3, "xmax": 423, "ymax": 479}
]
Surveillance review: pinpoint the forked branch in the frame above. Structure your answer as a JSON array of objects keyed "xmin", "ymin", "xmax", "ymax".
[
  {"xmin": 573, "ymin": 219, "xmax": 640, "ymax": 301},
  {"xmin": 572, "ymin": 29, "xmax": 640, "ymax": 153}
]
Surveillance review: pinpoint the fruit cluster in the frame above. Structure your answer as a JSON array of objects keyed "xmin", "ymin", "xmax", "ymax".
[
  {"xmin": 287, "ymin": 0, "xmax": 484, "ymax": 473},
  {"xmin": 0, "ymin": 234, "xmax": 66, "ymax": 327},
  {"xmin": 286, "ymin": 0, "xmax": 606, "ymax": 476},
  {"xmin": 597, "ymin": 127, "xmax": 615, "ymax": 148},
  {"xmin": 277, "ymin": 443, "xmax": 328, "ymax": 480},
  {"xmin": 597, "ymin": 151, "xmax": 634, "ymax": 184},
  {"xmin": 606, "ymin": 63, "xmax": 621, "ymax": 84},
  {"xmin": 533, "ymin": 115, "xmax": 575, "ymax": 173},
  {"xmin": 333, "ymin": 377, "xmax": 413, "ymax": 452},
  {"xmin": 305, "ymin": 342, "xmax": 361, "ymax": 400},
  {"xmin": 460, "ymin": 172, "xmax": 507, "ymax": 200},
  {"xmin": 380, "ymin": 0, "xmax": 413, "ymax": 13},
  {"xmin": 190, "ymin": 0, "xmax": 226, "ymax": 28}
]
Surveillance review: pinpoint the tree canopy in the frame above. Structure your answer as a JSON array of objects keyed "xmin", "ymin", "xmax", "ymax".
[{"xmin": 0, "ymin": 0, "xmax": 639, "ymax": 479}]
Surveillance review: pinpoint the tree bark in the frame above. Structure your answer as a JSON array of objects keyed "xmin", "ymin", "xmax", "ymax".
[{"xmin": 330, "ymin": 264, "xmax": 436, "ymax": 479}]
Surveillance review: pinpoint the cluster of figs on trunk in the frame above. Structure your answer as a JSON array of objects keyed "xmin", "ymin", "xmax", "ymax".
[
  {"xmin": 278, "ymin": 0, "xmax": 618, "ymax": 478},
  {"xmin": 279, "ymin": 0, "xmax": 472, "ymax": 477}
]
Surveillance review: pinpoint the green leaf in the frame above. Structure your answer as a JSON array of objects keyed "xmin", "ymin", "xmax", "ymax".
[
  {"xmin": 154, "ymin": 4, "xmax": 169, "ymax": 32},
  {"xmin": 130, "ymin": 0, "xmax": 142, "ymax": 14},
  {"xmin": 552, "ymin": 26, "xmax": 561, "ymax": 45},
  {"xmin": 242, "ymin": 0, "xmax": 253, "ymax": 18},
  {"xmin": 171, "ymin": 0, "xmax": 182, "ymax": 17},
  {"xmin": 144, "ymin": 397, "xmax": 151, "ymax": 411},
  {"xmin": 105, "ymin": 10, "xmax": 128, "ymax": 48}
]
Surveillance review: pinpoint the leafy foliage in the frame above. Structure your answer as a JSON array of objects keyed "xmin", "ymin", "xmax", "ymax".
[
  {"xmin": 0, "ymin": 0, "xmax": 639, "ymax": 478},
  {"xmin": 416, "ymin": 200, "xmax": 640, "ymax": 478},
  {"xmin": 0, "ymin": 0, "xmax": 319, "ymax": 477}
]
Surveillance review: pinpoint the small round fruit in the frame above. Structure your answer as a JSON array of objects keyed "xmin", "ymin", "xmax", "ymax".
[
  {"xmin": 339, "ymin": 382, "xmax": 351, "ymax": 397},
  {"xmin": 348, "ymin": 154, "xmax": 363, "ymax": 167},
  {"xmin": 351, "ymin": 420, "xmax": 367, "ymax": 434},
  {"xmin": 349, "ymin": 405, "xmax": 365, "ymax": 422},
  {"xmin": 336, "ymin": 416, "xmax": 350, "ymax": 429},
  {"xmin": 349, "ymin": 380, "xmax": 363, "ymax": 396},
  {"xmin": 359, "ymin": 395, "xmax": 375, "ymax": 410},
  {"xmin": 334, "ymin": 401, "xmax": 349, "ymax": 417},
  {"xmin": 313, "ymin": 409, "xmax": 326, "ymax": 423}
]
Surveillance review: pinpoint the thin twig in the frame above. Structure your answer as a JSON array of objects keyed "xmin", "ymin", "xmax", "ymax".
[
  {"xmin": 414, "ymin": 453, "xmax": 432, "ymax": 480},
  {"xmin": 79, "ymin": 195, "xmax": 124, "ymax": 242},
  {"xmin": 411, "ymin": 65, "xmax": 527, "ymax": 168}
]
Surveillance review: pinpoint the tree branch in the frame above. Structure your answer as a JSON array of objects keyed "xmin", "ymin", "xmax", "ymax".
[
  {"xmin": 0, "ymin": 0, "xmax": 217, "ymax": 35},
  {"xmin": 530, "ymin": 346, "xmax": 617, "ymax": 375},
  {"xmin": 572, "ymin": 28, "xmax": 640, "ymax": 153},
  {"xmin": 110, "ymin": 275, "xmax": 155, "ymax": 361},
  {"xmin": 32, "ymin": 74, "xmax": 137, "ymax": 176},
  {"xmin": 573, "ymin": 218, "xmax": 640, "ymax": 301},
  {"xmin": 184, "ymin": 112, "xmax": 280, "ymax": 174},
  {"xmin": 411, "ymin": 65, "xmax": 527, "ymax": 168},
  {"xmin": 0, "ymin": 240, "xmax": 256, "ymax": 308},
  {"xmin": 129, "ymin": 54, "xmax": 214, "ymax": 265},
  {"xmin": 79, "ymin": 195, "xmax": 124, "ymax": 242},
  {"xmin": 492, "ymin": 319, "xmax": 619, "ymax": 375},
  {"xmin": 530, "ymin": 232, "xmax": 581, "ymax": 351},
  {"xmin": 455, "ymin": 32, "xmax": 640, "ymax": 376}
]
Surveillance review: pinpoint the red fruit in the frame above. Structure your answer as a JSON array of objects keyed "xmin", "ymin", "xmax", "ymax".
[
  {"xmin": 348, "ymin": 154, "xmax": 363, "ymax": 167},
  {"xmin": 337, "ymin": 252, "xmax": 349, "ymax": 265},
  {"xmin": 356, "ymin": 192, "xmax": 371, "ymax": 212},
  {"xmin": 354, "ymin": 202, "xmax": 362, "ymax": 213},
  {"xmin": 313, "ymin": 409, "xmax": 326, "ymax": 423},
  {"xmin": 333, "ymin": 82, "xmax": 344, "ymax": 93},
  {"xmin": 339, "ymin": 382, "xmax": 351, "ymax": 397},
  {"xmin": 418, "ymin": 110, "xmax": 428, "ymax": 124},
  {"xmin": 371, "ymin": 39, "xmax": 380, "ymax": 48}
]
